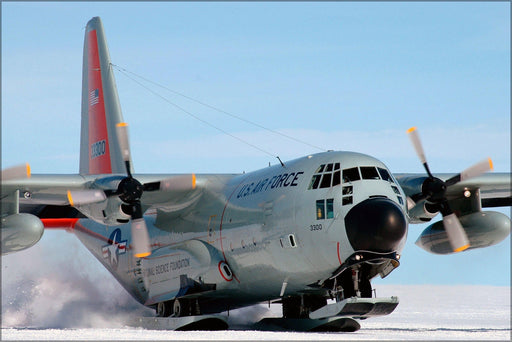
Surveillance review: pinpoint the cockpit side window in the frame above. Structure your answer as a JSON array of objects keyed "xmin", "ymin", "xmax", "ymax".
[
  {"xmin": 308, "ymin": 174, "xmax": 322, "ymax": 190},
  {"xmin": 309, "ymin": 162, "xmax": 342, "ymax": 190},
  {"xmin": 360, "ymin": 166, "xmax": 380, "ymax": 180},
  {"xmin": 378, "ymin": 167, "xmax": 393, "ymax": 182},
  {"xmin": 342, "ymin": 167, "xmax": 360, "ymax": 183}
]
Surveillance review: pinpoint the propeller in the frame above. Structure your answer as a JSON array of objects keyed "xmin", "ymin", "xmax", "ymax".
[
  {"xmin": 67, "ymin": 123, "xmax": 195, "ymax": 258},
  {"xmin": 66, "ymin": 121, "xmax": 198, "ymax": 257},
  {"xmin": 114, "ymin": 122, "xmax": 152, "ymax": 257},
  {"xmin": 1, "ymin": 163, "xmax": 31, "ymax": 181},
  {"xmin": 407, "ymin": 127, "xmax": 493, "ymax": 253}
]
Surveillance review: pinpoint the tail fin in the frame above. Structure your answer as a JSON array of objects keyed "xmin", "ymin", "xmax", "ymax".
[{"xmin": 79, "ymin": 17, "xmax": 129, "ymax": 175}]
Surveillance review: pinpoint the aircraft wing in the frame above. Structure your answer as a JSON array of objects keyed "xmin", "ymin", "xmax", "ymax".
[
  {"xmin": 1, "ymin": 173, "xmax": 202, "ymax": 216},
  {"xmin": 1, "ymin": 173, "xmax": 202, "ymax": 255}
]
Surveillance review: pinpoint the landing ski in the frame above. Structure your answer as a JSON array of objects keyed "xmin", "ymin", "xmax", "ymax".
[{"xmin": 129, "ymin": 315, "xmax": 228, "ymax": 331}]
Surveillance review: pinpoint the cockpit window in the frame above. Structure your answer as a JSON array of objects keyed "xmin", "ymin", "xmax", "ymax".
[
  {"xmin": 332, "ymin": 170, "xmax": 341, "ymax": 186},
  {"xmin": 309, "ymin": 162, "xmax": 341, "ymax": 190},
  {"xmin": 315, "ymin": 164, "xmax": 325, "ymax": 173},
  {"xmin": 342, "ymin": 167, "xmax": 360, "ymax": 183},
  {"xmin": 378, "ymin": 167, "xmax": 393, "ymax": 182},
  {"xmin": 360, "ymin": 166, "xmax": 380, "ymax": 180},
  {"xmin": 308, "ymin": 174, "xmax": 322, "ymax": 190},
  {"xmin": 310, "ymin": 163, "xmax": 390, "ymax": 189},
  {"xmin": 319, "ymin": 173, "xmax": 332, "ymax": 188}
]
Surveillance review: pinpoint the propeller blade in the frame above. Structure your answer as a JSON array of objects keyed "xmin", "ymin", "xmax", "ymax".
[
  {"xmin": 443, "ymin": 213, "xmax": 470, "ymax": 253},
  {"xmin": 1, "ymin": 163, "xmax": 31, "ymax": 181},
  {"xmin": 116, "ymin": 122, "xmax": 134, "ymax": 178},
  {"xmin": 67, "ymin": 190, "xmax": 107, "ymax": 206},
  {"xmin": 144, "ymin": 174, "xmax": 197, "ymax": 192},
  {"xmin": 131, "ymin": 218, "xmax": 151, "ymax": 258},
  {"xmin": 407, "ymin": 127, "xmax": 433, "ymax": 178},
  {"xmin": 445, "ymin": 158, "xmax": 494, "ymax": 186},
  {"xmin": 116, "ymin": 122, "xmax": 131, "ymax": 162},
  {"xmin": 460, "ymin": 158, "xmax": 493, "ymax": 181},
  {"xmin": 407, "ymin": 127, "xmax": 427, "ymax": 164}
]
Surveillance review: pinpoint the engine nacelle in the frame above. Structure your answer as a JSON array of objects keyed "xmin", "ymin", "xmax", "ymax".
[
  {"xmin": 415, "ymin": 211, "xmax": 511, "ymax": 254},
  {"xmin": 407, "ymin": 199, "xmax": 439, "ymax": 223},
  {"xmin": 1, "ymin": 213, "xmax": 44, "ymax": 255},
  {"xmin": 73, "ymin": 175, "xmax": 132, "ymax": 225}
]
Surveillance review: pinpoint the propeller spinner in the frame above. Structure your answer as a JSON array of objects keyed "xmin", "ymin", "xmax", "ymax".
[{"xmin": 407, "ymin": 127, "xmax": 493, "ymax": 253}]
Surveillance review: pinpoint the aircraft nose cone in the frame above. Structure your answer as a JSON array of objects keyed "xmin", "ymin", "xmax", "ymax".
[{"xmin": 345, "ymin": 197, "xmax": 407, "ymax": 253}]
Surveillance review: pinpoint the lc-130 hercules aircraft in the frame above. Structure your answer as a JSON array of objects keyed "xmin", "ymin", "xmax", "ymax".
[{"xmin": 2, "ymin": 17, "xmax": 511, "ymax": 332}]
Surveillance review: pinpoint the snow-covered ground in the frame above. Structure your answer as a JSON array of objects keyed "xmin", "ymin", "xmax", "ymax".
[
  {"xmin": 2, "ymin": 234, "xmax": 510, "ymax": 340},
  {"xmin": 2, "ymin": 285, "xmax": 510, "ymax": 340}
]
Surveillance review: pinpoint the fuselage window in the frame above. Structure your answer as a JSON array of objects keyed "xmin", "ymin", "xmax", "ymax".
[
  {"xmin": 326, "ymin": 198, "xmax": 334, "ymax": 219},
  {"xmin": 378, "ymin": 167, "xmax": 393, "ymax": 182},
  {"xmin": 325, "ymin": 163, "xmax": 334, "ymax": 172},
  {"xmin": 343, "ymin": 167, "xmax": 360, "ymax": 183},
  {"xmin": 316, "ymin": 200, "xmax": 325, "ymax": 219},
  {"xmin": 360, "ymin": 166, "xmax": 380, "ymax": 180},
  {"xmin": 316, "ymin": 199, "xmax": 334, "ymax": 219},
  {"xmin": 334, "ymin": 163, "xmax": 340, "ymax": 170}
]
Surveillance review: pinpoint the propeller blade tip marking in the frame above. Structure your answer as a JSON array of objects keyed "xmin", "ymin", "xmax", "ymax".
[
  {"xmin": 192, "ymin": 174, "xmax": 197, "ymax": 189},
  {"xmin": 406, "ymin": 126, "xmax": 417, "ymax": 134},
  {"xmin": 454, "ymin": 244, "xmax": 470, "ymax": 253},
  {"xmin": 488, "ymin": 158, "xmax": 494, "ymax": 171},
  {"xmin": 116, "ymin": 122, "xmax": 128, "ymax": 127},
  {"xmin": 67, "ymin": 190, "xmax": 74, "ymax": 206},
  {"xmin": 26, "ymin": 163, "xmax": 31, "ymax": 178},
  {"xmin": 134, "ymin": 252, "xmax": 151, "ymax": 258}
]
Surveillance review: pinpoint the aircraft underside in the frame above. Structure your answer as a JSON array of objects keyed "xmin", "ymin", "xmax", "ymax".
[{"xmin": 138, "ymin": 240, "xmax": 401, "ymax": 332}]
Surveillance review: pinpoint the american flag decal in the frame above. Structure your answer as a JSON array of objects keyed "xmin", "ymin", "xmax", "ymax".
[{"xmin": 89, "ymin": 88, "xmax": 99, "ymax": 106}]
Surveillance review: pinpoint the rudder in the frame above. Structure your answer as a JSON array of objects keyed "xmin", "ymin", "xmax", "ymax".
[{"xmin": 79, "ymin": 17, "xmax": 129, "ymax": 175}]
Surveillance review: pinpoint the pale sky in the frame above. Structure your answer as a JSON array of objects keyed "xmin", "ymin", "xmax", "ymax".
[{"xmin": 2, "ymin": 2, "xmax": 510, "ymax": 286}]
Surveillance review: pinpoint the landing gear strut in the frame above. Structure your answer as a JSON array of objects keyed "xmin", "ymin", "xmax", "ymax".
[
  {"xmin": 332, "ymin": 266, "xmax": 372, "ymax": 301},
  {"xmin": 282, "ymin": 294, "xmax": 327, "ymax": 318},
  {"xmin": 156, "ymin": 298, "xmax": 201, "ymax": 317}
]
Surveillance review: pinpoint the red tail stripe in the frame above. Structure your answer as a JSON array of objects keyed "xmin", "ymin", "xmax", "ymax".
[{"xmin": 87, "ymin": 29, "xmax": 112, "ymax": 174}]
